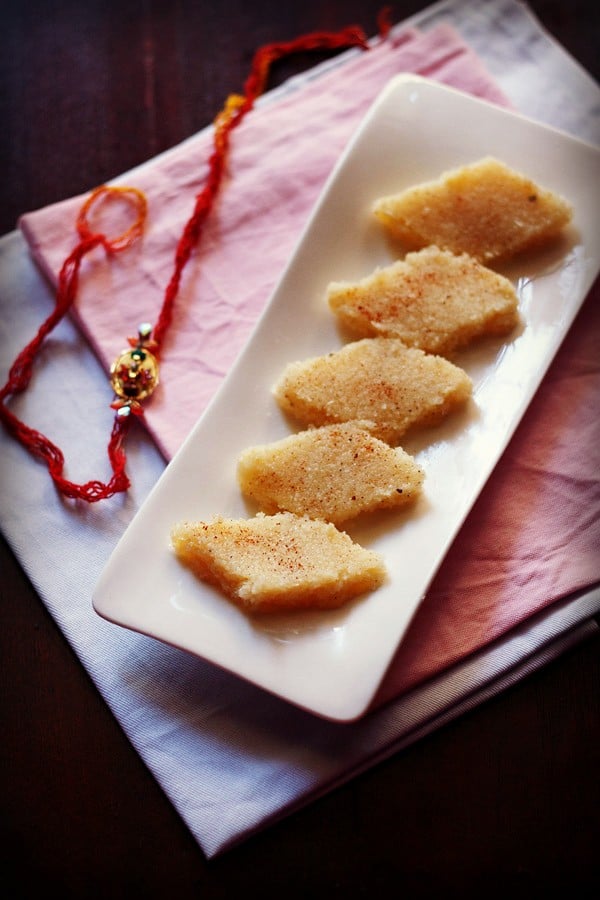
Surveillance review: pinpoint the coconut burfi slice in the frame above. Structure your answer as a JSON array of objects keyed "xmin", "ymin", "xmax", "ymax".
[
  {"xmin": 238, "ymin": 422, "xmax": 424, "ymax": 525},
  {"xmin": 373, "ymin": 157, "xmax": 572, "ymax": 264},
  {"xmin": 171, "ymin": 512, "xmax": 386, "ymax": 613},
  {"xmin": 327, "ymin": 246, "xmax": 519, "ymax": 356},
  {"xmin": 273, "ymin": 338, "xmax": 472, "ymax": 445}
]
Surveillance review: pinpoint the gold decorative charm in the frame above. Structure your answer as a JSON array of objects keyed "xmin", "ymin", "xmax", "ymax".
[{"xmin": 110, "ymin": 323, "xmax": 159, "ymax": 416}]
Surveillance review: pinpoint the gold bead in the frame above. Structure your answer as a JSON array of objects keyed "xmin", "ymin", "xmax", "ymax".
[{"xmin": 110, "ymin": 347, "xmax": 159, "ymax": 402}]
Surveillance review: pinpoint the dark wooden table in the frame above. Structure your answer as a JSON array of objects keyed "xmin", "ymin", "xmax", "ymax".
[{"xmin": 1, "ymin": 2, "xmax": 598, "ymax": 896}]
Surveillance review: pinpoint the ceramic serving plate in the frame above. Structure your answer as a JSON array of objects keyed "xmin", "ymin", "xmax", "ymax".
[{"xmin": 93, "ymin": 75, "xmax": 600, "ymax": 722}]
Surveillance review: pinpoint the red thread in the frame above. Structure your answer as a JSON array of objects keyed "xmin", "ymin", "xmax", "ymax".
[
  {"xmin": 377, "ymin": 7, "xmax": 394, "ymax": 40},
  {"xmin": 0, "ymin": 20, "xmax": 386, "ymax": 502}
]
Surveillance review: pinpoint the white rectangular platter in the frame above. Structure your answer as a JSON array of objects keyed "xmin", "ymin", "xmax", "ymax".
[{"xmin": 93, "ymin": 75, "xmax": 600, "ymax": 722}]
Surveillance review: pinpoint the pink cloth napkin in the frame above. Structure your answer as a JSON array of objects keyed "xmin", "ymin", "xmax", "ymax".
[{"xmin": 19, "ymin": 22, "xmax": 599, "ymax": 706}]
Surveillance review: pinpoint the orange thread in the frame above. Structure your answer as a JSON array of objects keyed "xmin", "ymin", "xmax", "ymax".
[{"xmin": 76, "ymin": 184, "xmax": 147, "ymax": 250}]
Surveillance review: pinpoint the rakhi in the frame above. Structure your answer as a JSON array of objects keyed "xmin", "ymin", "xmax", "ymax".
[{"xmin": 0, "ymin": 13, "xmax": 391, "ymax": 502}]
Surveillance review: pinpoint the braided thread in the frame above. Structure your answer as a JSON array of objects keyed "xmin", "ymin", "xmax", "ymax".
[{"xmin": 152, "ymin": 24, "xmax": 370, "ymax": 347}]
